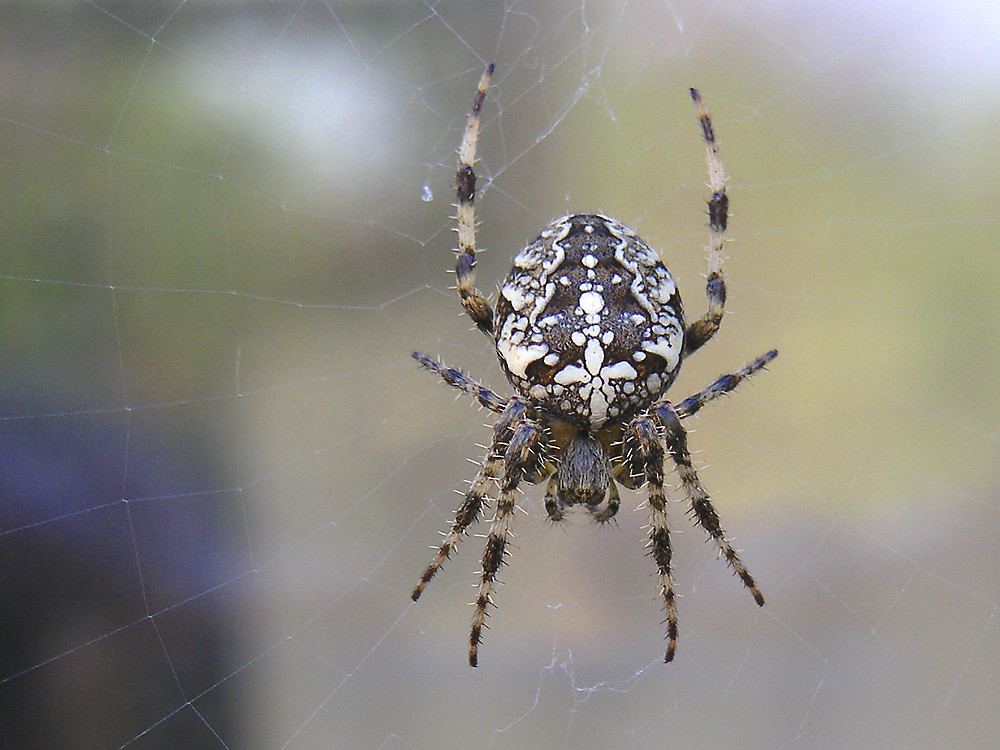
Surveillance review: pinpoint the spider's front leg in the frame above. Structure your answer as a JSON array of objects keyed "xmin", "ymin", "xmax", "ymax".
[
  {"xmin": 469, "ymin": 402, "xmax": 546, "ymax": 667},
  {"xmin": 411, "ymin": 447, "xmax": 500, "ymax": 603},
  {"xmin": 410, "ymin": 390, "xmax": 519, "ymax": 602},
  {"xmin": 624, "ymin": 414, "xmax": 679, "ymax": 662},
  {"xmin": 654, "ymin": 403, "xmax": 764, "ymax": 607}
]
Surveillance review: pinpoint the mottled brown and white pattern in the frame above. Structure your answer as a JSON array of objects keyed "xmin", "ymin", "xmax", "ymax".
[
  {"xmin": 495, "ymin": 213, "xmax": 684, "ymax": 428},
  {"xmin": 411, "ymin": 65, "xmax": 777, "ymax": 667}
]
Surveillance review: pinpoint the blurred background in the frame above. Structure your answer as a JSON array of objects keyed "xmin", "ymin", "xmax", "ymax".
[{"xmin": 1, "ymin": 1, "xmax": 999, "ymax": 748}]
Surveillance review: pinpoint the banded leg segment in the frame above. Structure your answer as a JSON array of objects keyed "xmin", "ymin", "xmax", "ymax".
[
  {"xmin": 469, "ymin": 414, "xmax": 544, "ymax": 667},
  {"xmin": 685, "ymin": 88, "xmax": 729, "ymax": 356},
  {"xmin": 410, "ymin": 397, "xmax": 526, "ymax": 602},
  {"xmin": 674, "ymin": 349, "xmax": 777, "ymax": 419},
  {"xmin": 412, "ymin": 351, "xmax": 507, "ymax": 414},
  {"xmin": 655, "ymin": 403, "xmax": 764, "ymax": 607},
  {"xmin": 411, "ymin": 450, "xmax": 499, "ymax": 602},
  {"xmin": 455, "ymin": 64, "xmax": 495, "ymax": 335},
  {"xmin": 626, "ymin": 414, "xmax": 679, "ymax": 662}
]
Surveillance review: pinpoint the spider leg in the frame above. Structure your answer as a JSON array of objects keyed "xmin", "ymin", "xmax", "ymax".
[
  {"xmin": 469, "ymin": 410, "xmax": 544, "ymax": 667},
  {"xmin": 412, "ymin": 351, "xmax": 507, "ymax": 414},
  {"xmin": 410, "ymin": 398, "xmax": 525, "ymax": 602},
  {"xmin": 675, "ymin": 349, "xmax": 777, "ymax": 419},
  {"xmin": 411, "ymin": 450, "xmax": 499, "ymax": 602},
  {"xmin": 684, "ymin": 88, "xmax": 729, "ymax": 357},
  {"xmin": 454, "ymin": 64, "xmax": 496, "ymax": 336},
  {"xmin": 654, "ymin": 403, "xmax": 764, "ymax": 607},
  {"xmin": 625, "ymin": 414, "xmax": 678, "ymax": 662}
]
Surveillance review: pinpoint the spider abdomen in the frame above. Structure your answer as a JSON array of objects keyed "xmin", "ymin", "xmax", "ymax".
[{"xmin": 495, "ymin": 214, "xmax": 684, "ymax": 428}]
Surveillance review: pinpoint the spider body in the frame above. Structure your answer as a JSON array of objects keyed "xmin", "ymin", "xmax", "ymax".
[
  {"xmin": 495, "ymin": 213, "xmax": 684, "ymax": 429},
  {"xmin": 411, "ymin": 64, "xmax": 776, "ymax": 667}
]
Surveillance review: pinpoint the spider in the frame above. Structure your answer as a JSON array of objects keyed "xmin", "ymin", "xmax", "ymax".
[{"xmin": 411, "ymin": 64, "xmax": 777, "ymax": 667}]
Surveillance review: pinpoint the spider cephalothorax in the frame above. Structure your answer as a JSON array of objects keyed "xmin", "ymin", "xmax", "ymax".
[{"xmin": 411, "ymin": 64, "xmax": 776, "ymax": 667}]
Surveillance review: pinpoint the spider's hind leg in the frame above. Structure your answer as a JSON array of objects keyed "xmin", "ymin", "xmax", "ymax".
[
  {"xmin": 684, "ymin": 88, "xmax": 729, "ymax": 357},
  {"xmin": 454, "ymin": 64, "xmax": 496, "ymax": 336}
]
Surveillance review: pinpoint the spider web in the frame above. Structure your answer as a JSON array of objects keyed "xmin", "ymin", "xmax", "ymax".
[{"xmin": 2, "ymin": 1, "xmax": 999, "ymax": 748}]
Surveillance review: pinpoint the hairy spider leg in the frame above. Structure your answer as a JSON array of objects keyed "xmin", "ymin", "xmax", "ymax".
[
  {"xmin": 411, "ymin": 397, "xmax": 526, "ymax": 602},
  {"xmin": 412, "ymin": 351, "xmax": 507, "ymax": 414},
  {"xmin": 469, "ymin": 410, "xmax": 545, "ymax": 667},
  {"xmin": 454, "ymin": 64, "xmax": 496, "ymax": 335},
  {"xmin": 684, "ymin": 88, "xmax": 729, "ymax": 356},
  {"xmin": 411, "ymin": 450, "xmax": 499, "ymax": 602},
  {"xmin": 626, "ymin": 415, "xmax": 679, "ymax": 662},
  {"xmin": 675, "ymin": 349, "xmax": 778, "ymax": 419},
  {"xmin": 655, "ymin": 403, "xmax": 765, "ymax": 607}
]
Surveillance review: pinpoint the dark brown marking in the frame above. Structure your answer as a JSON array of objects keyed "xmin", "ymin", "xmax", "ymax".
[{"xmin": 457, "ymin": 166, "xmax": 476, "ymax": 204}]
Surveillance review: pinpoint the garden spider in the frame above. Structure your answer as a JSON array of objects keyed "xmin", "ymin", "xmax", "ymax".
[{"xmin": 412, "ymin": 64, "xmax": 776, "ymax": 666}]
